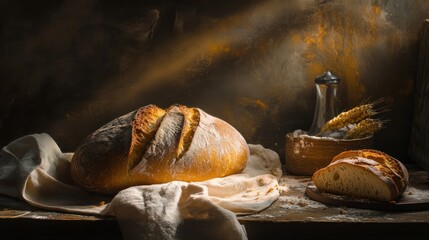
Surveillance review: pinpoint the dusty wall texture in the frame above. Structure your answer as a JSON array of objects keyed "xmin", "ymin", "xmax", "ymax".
[{"xmin": 1, "ymin": 0, "xmax": 428, "ymax": 163}]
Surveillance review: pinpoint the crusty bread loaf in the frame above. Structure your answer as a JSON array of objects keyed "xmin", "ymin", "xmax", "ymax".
[
  {"xmin": 71, "ymin": 104, "xmax": 249, "ymax": 194},
  {"xmin": 312, "ymin": 149, "xmax": 409, "ymax": 201},
  {"xmin": 331, "ymin": 149, "xmax": 409, "ymax": 194}
]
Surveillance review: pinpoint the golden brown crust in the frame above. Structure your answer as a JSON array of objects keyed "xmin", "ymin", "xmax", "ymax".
[
  {"xmin": 71, "ymin": 104, "xmax": 249, "ymax": 194},
  {"xmin": 331, "ymin": 149, "xmax": 408, "ymax": 195},
  {"xmin": 166, "ymin": 104, "xmax": 200, "ymax": 159},
  {"xmin": 313, "ymin": 149, "xmax": 409, "ymax": 201},
  {"xmin": 312, "ymin": 159, "xmax": 398, "ymax": 201},
  {"xmin": 332, "ymin": 158, "xmax": 400, "ymax": 197},
  {"xmin": 165, "ymin": 108, "xmax": 250, "ymax": 182},
  {"xmin": 128, "ymin": 105, "xmax": 166, "ymax": 171}
]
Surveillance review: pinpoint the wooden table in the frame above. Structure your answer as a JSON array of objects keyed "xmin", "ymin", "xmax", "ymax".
[{"xmin": 1, "ymin": 165, "xmax": 428, "ymax": 240}]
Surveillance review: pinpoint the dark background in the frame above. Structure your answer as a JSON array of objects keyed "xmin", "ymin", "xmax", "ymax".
[{"xmin": 1, "ymin": 0, "xmax": 428, "ymax": 164}]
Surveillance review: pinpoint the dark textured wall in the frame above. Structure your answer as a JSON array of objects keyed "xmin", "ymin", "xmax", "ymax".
[{"xmin": 1, "ymin": 0, "xmax": 428, "ymax": 163}]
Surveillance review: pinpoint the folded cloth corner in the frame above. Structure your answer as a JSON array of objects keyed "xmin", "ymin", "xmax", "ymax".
[{"xmin": 0, "ymin": 133, "xmax": 282, "ymax": 240}]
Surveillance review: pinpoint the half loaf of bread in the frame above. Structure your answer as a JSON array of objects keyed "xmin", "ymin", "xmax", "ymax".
[
  {"xmin": 71, "ymin": 104, "xmax": 249, "ymax": 194},
  {"xmin": 312, "ymin": 149, "xmax": 409, "ymax": 202}
]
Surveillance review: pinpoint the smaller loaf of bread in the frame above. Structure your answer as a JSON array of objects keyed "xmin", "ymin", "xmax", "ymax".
[
  {"xmin": 312, "ymin": 149, "xmax": 409, "ymax": 202},
  {"xmin": 71, "ymin": 104, "xmax": 249, "ymax": 194}
]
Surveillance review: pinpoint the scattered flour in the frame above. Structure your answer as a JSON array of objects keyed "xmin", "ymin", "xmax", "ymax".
[
  {"xmin": 249, "ymin": 214, "xmax": 275, "ymax": 219},
  {"xmin": 290, "ymin": 130, "xmax": 340, "ymax": 155},
  {"xmin": 404, "ymin": 186, "xmax": 429, "ymax": 201},
  {"xmin": 242, "ymin": 172, "xmax": 429, "ymax": 222},
  {"xmin": 291, "ymin": 126, "xmax": 359, "ymax": 141},
  {"xmin": 278, "ymin": 176, "xmax": 328, "ymax": 210},
  {"xmin": 278, "ymin": 194, "xmax": 328, "ymax": 210}
]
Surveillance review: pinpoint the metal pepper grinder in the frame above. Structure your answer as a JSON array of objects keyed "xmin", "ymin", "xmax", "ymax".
[{"xmin": 308, "ymin": 71, "xmax": 341, "ymax": 135}]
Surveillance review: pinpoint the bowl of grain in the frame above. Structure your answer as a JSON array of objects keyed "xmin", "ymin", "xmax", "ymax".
[
  {"xmin": 285, "ymin": 130, "xmax": 373, "ymax": 175},
  {"xmin": 285, "ymin": 101, "xmax": 387, "ymax": 175}
]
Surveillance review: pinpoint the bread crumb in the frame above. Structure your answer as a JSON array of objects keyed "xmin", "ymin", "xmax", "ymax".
[{"xmin": 98, "ymin": 201, "xmax": 106, "ymax": 206}]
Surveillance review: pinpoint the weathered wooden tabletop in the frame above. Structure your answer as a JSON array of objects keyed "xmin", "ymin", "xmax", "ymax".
[{"xmin": 1, "ymin": 165, "xmax": 428, "ymax": 240}]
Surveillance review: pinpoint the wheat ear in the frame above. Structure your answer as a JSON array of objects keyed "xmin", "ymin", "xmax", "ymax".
[
  {"xmin": 318, "ymin": 104, "xmax": 375, "ymax": 134},
  {"xmin": 317, "ymin": 98, "xmax": 386, "ymax": 134},
  {"xmin": 345, "ymin": 118, "xmax": 384, "ymax": 139}
]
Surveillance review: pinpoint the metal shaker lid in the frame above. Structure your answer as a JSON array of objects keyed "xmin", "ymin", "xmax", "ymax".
[{"xmin": 315, "ymin": 71, "xmax": 340, "ymax": 84}]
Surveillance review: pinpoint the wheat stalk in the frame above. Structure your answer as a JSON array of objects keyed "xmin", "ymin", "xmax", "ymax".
[
  {"xmin": 345, "ymin": 118, "xmax": 384, "ymax": 139},
  {"xmin": 318, "ymin": 104, "xmax": 375, "ymax": 134},
  {"xmin": 317, "ymin": 98, "xmax": 386, "ymax": 135}
]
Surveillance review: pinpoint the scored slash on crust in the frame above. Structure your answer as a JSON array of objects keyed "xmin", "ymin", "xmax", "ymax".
[
  {"xmin": 128, "ymin": 104, "xmax": 200, "ymax": 174},
  {"xmin": 70, "ymin": 103, "xmax": 249, "ymax": 194}
]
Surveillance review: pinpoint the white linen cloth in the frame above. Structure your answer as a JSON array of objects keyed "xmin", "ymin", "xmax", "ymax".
[{"xmin": 0, "ymin": 133, "xmax": 282, "ymax": 240}]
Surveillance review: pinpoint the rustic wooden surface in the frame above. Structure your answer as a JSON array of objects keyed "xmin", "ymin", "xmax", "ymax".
[{"xmin": 1, "ymin": 165, "xmax": 428, "ymax": 240}]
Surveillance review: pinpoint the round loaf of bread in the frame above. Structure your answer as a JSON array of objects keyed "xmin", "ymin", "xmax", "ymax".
[
  {"xmin": 312, "ymin": 149, "xmax": 409, "ymax": 202},
  {"xmin": 71, "ymin": 104, "xmax": 249, "ymax": 194}
]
